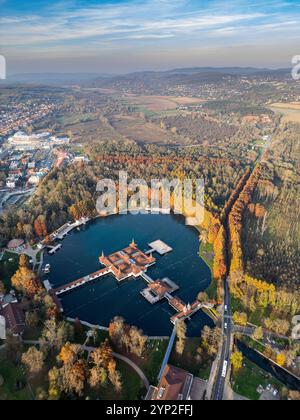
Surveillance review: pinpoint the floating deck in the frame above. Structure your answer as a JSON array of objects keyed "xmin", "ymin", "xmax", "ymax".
[{"xmin": 148, "ymin": 240, "xmax": 173, "ymax": 255}]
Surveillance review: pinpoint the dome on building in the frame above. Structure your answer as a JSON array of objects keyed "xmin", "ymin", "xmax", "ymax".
[{"xmin": 7, "ymin": 239, "xmax": 24, "ymax": 250}]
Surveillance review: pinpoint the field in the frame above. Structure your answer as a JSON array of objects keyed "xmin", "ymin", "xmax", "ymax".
[
  {"xmin": 269, "ymin": 102, "xmax": 300, "ymax": 123},
  {"xmin": 110, "ymin": 115, "xmax": 186, "ymax": 145},
  {"xmin": 123, "ymin": 95, "xmax": 205, "ymax": 112},
  {"xmin": 169, "ymin": 337, "xmax": 213, "ymax": 381}
]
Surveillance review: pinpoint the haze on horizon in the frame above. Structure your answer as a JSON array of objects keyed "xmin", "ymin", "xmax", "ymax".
[{"xmin": 1, "ymin": 0, "xmax": 300, "ymax": 75}]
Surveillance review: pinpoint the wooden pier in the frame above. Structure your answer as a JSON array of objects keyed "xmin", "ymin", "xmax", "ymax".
[{"xmin": 53, "ymin": 267, "xmax": 111, "ymax": 296}]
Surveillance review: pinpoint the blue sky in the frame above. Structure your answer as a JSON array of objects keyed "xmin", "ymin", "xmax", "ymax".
[{"xmin": 1, "ymin": 0, "xmax": 300, "ymax": 73}]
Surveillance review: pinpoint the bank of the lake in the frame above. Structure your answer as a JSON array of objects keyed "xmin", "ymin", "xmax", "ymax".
[{"xmin": 44, "ymin": 213, "xmax": 214, "ymax": 337}]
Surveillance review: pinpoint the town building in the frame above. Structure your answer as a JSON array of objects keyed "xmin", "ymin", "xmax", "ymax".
[
  {"xmin": 146, "ymin": 365, "xmax": 194, "ymax": 400},
  {"xmin": 99, "ymin": 240, "xmax": 156, "ymax": 281},
  {"xmin": 0, "ymin": 301, "xmax": 25, "ymax": 338}
]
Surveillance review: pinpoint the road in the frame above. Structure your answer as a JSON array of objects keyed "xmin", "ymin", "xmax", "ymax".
[
  {"xmin": 212, "ymin": 136, "xmax": 274, "ymax": 401},
  {"xmin": 212, "ymin": 277, "xmax": 232, "ymax": 400}
]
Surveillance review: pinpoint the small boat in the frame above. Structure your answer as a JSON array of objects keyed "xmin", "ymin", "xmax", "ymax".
[{"xmin": 44, "ymin": 264, "xmax": 51, "ymax": 274}]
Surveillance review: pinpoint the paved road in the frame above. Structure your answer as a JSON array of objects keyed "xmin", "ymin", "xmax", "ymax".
[
  {"xmin": 212, "ymin": 277, "xmax": 232, "ymax": 401},
  {"xmin": 233, "ymin": 325, "xmax": 289, "ymax": 341}
]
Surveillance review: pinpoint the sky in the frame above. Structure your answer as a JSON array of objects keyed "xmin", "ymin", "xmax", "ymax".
[{"xmin": 1, "ymin": 0, "xmax": 300, "ymax": 74}]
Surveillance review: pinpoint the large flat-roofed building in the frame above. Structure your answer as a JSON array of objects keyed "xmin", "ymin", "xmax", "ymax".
[
  {"xmin": 99, "ymin": 240, "xmax": 156, "ymax": 281},
  {"xmin": 7, "ymin": 131, "xmax": 69, "ymax": 151}
]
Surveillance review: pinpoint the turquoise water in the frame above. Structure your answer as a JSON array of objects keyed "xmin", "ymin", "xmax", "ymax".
[{"xmin": 44, "ymin": 214, "xmax": 214, "ymax": 336}]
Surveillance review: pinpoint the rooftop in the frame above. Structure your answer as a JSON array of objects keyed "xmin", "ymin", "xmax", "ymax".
[
  {"xmin": 99, "ymin": 241, "xmax": 156, "ymax": 281},
  {"xmin": 0, "ymin": 301, "xmax": 25, "ymax": 336},
  {"xmin": 149, "ymin": 240, "xmax": 173, "ymax": 255},
  {"xmin": 146, "ymin": 365, "xmax": 194, "ymax": 401}
]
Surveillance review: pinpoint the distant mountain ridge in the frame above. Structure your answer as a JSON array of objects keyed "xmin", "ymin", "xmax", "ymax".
[{"xmin": 5, "ymin": 66, "xmax": 290, "ymax": 86}]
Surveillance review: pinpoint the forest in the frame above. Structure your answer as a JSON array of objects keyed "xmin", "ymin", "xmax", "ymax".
[{"xmin": 242, "ymin": 123, "xmax": 300, "ymax": 290}]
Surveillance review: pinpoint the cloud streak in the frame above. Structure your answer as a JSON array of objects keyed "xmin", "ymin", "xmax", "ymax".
[{"xmin": 0, "ymin": 0, "xmax": 299, "ymax": 70}]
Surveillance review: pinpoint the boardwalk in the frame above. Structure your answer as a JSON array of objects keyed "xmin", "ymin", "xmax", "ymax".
[
  {"xmin": 54, "ymin": 267, "xmax": 111, "ymax": 295},
  {"xmin": 158, "ymin": 326, "xmax": 177, "ymax": 380}
]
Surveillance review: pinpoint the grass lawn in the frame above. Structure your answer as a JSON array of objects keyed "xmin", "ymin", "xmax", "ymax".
[
  {"xmin": 59, "ymin": 112, "xmax": 98, "ymax": 127},
  {"xmin": 231, "ymin": 358, "xmax": 283, "ymax": 400},
  {"xmin": 231, "ymin": 296, "xmax": 246, "ymax": 314},
  {"xmin": 141, "ymin": 339, "xmax": 168, "ymax": 385},
  {"xmin": 0, "ymin": 251, "xmax": 20, "ymax": 290},
  {"xmin": 169, "ymin": 337, "xmax": 212, "ymax": 381},
  {"xmin": 199, "ymin": 242, "xmax": 217, "ymax": 301},
  {"xmin": 0, "ymin": 360, "xmax": 33, "ymax": 400}
]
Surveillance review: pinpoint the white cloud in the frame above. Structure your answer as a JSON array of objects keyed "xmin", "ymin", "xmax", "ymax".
[{"xmin": 0, "ymin": 0, "xmax": 299, "ymax": 60}]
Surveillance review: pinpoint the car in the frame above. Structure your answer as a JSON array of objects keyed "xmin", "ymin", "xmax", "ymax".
[
  {"xmin": 224, "ymin": 305, "xmax": 228, "ymax": 312},
  {"xmin": 224, "ymin": 323, "xmax": 228, "ymax": 330}
]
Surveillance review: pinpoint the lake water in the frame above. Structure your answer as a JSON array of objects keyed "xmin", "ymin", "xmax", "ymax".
[{"xmin": 44, "ymin": 213, "xmax": 214, "ymax": 336}]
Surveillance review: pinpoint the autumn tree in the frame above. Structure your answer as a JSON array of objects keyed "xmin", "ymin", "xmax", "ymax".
[
  {"xmin": 231, "ymin": 351, "xmax": 243, "ymax": 372},
  {"xmin": 213, "ymin": 225, "xmax": 227, "ymax": 281},
  {"xmin": 58, "ymin": 342, "xmax": 81, "ymax": 366},
  {"xmin": 276, "ymin": 353, "xmax": 286, "ymax": 367},
  {"xmin": 90, "ymin": 340, "xmax": 113, "ymax": 370},
  {"xmin": 40, "ymin": 319, "xmax": 74, "ymax": 353},
  {"xmin": 34, "ymin": 215, "xmax": 48, "ymax": 239},
  {"xmin": 289, "ymin": 391, "xmax": 300, "ymax": 400},
  {"xmin": 109, "ymin": 316, "xmax": 125, "ymax": 345},
  {"xmin": 0, "ymin": 280, "xmax": 6, "ymax": 295},
  {"xmin": 108, "ymin": 359, "xmax": 122, "ymax": 393},
  {"xmin": 11, "ymin": 257, "xmax": 41, "ymax": 297},
  {"xmin": 200, "ymin": 326, "xmax": 222, "ymax": 357},
  {"xmin": 176, "ymin": 320, "xmax": 187, "ymax": 355},
  {"xmin": 60, "ymin": 359, "xmax": 86, "ymax": 397},
  {"xmin": 233, "ymin": 312, "xmax": 248, "ymax": 326},
  {"xmin": 252, "ymin": 327, "xmax": 264, "ymax": 341},
  {"xmin": 128, "ymin": 326, "xmax": 147, "ymax": 357},
  {"xmin": 89, "ymin": 365, "xmax": 107, "ymax": 388},
  {"xmin": 22, "ymin": 347, "xmax": 45, "ymax": 376},
  {"xmin": 89, "ymin": 340, "xmax": 121, "ymax": 391},
  {"xmin": 48, "ymin": 367, "xmax": 61, "ymax": 400},
  {"xmin": 197, "ymin": 292, "xmax": 209, "ymax": 304}
]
